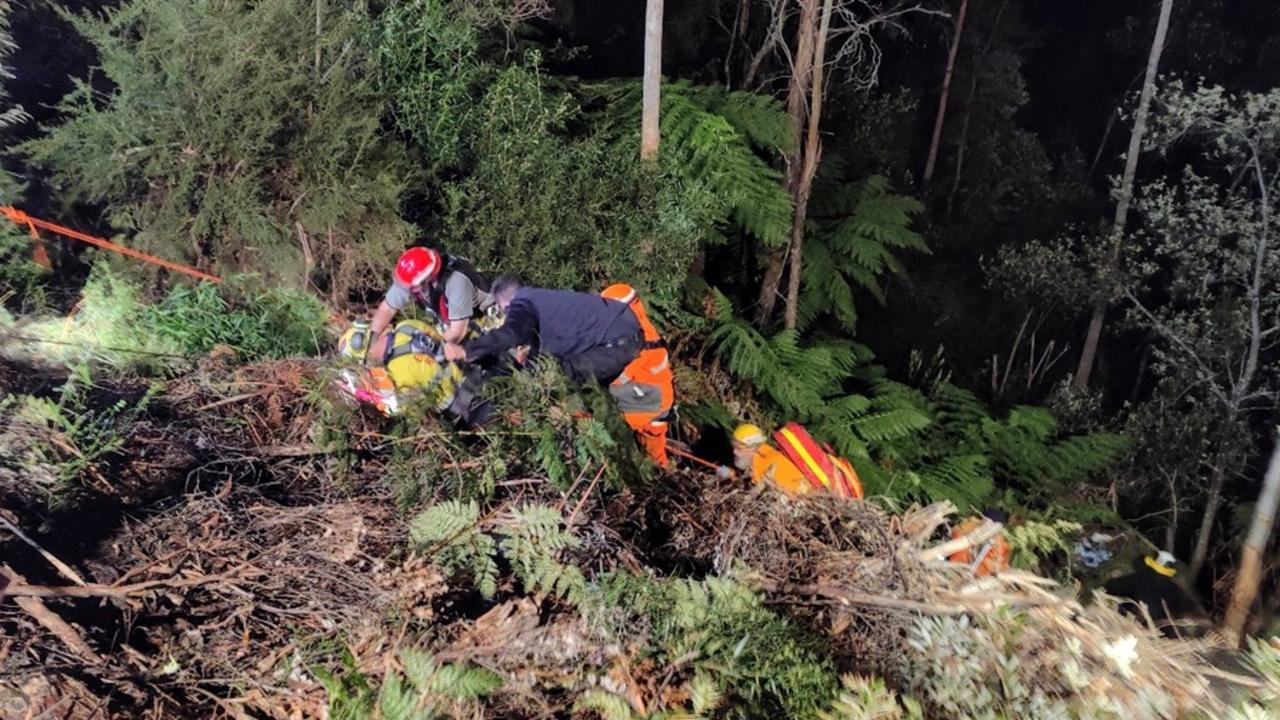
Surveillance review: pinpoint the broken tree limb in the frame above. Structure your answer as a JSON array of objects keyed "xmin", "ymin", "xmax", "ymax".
[
  {"xmin": 1, "ymin": 564, "xmax": 103, "ymax": 665},
  {"xmin": 0, "ymin": 515, "xmax": 88, "ymax": 586},
  {"xmin": 917, "ymin": 519, "xmax": 1002, "ymax": 563},
  {"xmin": 1, "ymin": 569, "xmax": 244, "ymax": 599}
]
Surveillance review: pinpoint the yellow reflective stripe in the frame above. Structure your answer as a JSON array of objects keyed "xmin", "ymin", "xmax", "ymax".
[{"xmin": 778, "ymin": 428, "xmax": 832, "ymax": 488}]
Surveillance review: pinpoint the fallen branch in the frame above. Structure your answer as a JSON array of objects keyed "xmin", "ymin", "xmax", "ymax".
[
  {"xmin": 1, "ymin": 568, "xmax": 244, "ymax": 599},
  {"xmin": 1, "ymin": 564, "xmax": 103, "ymax": 665}
]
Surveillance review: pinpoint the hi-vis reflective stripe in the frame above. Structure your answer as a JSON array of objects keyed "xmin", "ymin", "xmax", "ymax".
[{"xmin": 778, "ymin": 427, "xmax": 833, "ymax": 490}]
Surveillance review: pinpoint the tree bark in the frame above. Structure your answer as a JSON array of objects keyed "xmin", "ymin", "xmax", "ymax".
[
  {"xmin": 1223, "ymin": 428, "xmax": 1280, "ymax": 644},
  {"xmin": 756, "ymin": 0, "xmax": 820, "ymax": 325},
  {"xmin": 922, "ymin": 0, "xmax": 970, "ymax": 190},
  {"xmin": 1072, "ymin": 0, "xmax": 1173, "ymax": 392},
  {"xmin": 783, "ymin": 0, "xmax": 835, "ymax": 329},
  {"xmin": 641, "ymin": 0, "xmax": 664, "ymax": 162},
  {"xmin": 1189, "ymin": 445, "xmax": 1229, "ymax": 581}
]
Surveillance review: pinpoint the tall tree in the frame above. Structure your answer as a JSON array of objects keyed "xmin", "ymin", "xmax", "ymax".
[
  {"xmin": 1224, "ymin": 427, "xmax": 1280, "ymax": 644},
  {"xmin": 1072, "ymin": 0, "xmax": 1173, "ymax": 392},
  {"xmin": 783, "ymin": 0, "xmax": 835, "ymax": 329},
  {"xmin": 921, "ymin": 0, "xmax": 969, "ymax": 190},
  {"xmin": 1124, "ymin": 83, "xmax": 1280, "ymax": 581},
  {"xmin": 754, "ymin": 0, "xmax": 942, "ymax": 326},
  {"xmin": 641, "ymin": 0, "xmax": 663, "ymax": 162}
]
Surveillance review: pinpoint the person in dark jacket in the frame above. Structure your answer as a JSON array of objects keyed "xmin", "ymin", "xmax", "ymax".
[
  {"xmin": 1103, "ymin": 551, "xmax": 1203, "ymax": 637},
  {"xmin": 442, "ymin": 275, "xmax": 642, "ymax": 384}
]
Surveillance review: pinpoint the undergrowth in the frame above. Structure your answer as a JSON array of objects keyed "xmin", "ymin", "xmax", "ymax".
[{"xmin": 10, "ymin": 267, "xmax": 327, "ymax": 371}]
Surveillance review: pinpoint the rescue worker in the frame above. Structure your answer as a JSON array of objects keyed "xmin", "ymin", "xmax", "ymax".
[
  {"xmin": 948, "ymin": 509, "xmax": 1011, "ymax": 577},
  {"xmin": 338, "ymin": 319, "xmax": 490, "ymax": 427},
  {"xmin": 368, "ymin": 247, "xmax": 495, "ymax": 345},
  {"xmin": 1104, "ymin": 551, "xmax": 1203, "ymax": 638},
  {"xmin": 730, "ymin": 423, "xmax": 810, "ymax": 496},
  {"xmin": 443, "ymin": 276, "xmax": 643, "ymax": 384},
  {"xmin": 599, "ymin": 283, "xmax": 674, "ymax": 467},
  {"xmin": 442, "ymin": 276, "xmax": 672, "ymax": 465}
]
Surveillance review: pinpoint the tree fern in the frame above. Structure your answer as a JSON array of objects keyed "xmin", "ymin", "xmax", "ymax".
[
  {"xmin": 590, "ymin": 80, "xmax": 794, "ymax": 247},
  {"xmin": 798, "ymin": 174, "xmax": 926, "ymax": 334}
]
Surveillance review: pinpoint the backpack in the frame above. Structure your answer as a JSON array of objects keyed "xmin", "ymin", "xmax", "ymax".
[{"xmin": 772, "ymin": 422, "xmax": 864, "ymax": 499}]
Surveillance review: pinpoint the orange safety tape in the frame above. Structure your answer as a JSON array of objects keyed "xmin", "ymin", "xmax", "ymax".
[
  {"xmin": 1, "ymin": 206, "xmax": 222, "ymax": 284},
  {"xmin": 666, "ymin": 443, "xmax": 727, "ymax": 474}
]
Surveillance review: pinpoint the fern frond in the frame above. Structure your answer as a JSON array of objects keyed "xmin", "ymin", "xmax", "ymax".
[{"xmin": 574, "ymin": 689, "xmax": 637, "ymax": 720}]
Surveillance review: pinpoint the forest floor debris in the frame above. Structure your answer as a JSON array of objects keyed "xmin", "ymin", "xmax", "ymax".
[{"xmin": 0, "ymin": 357, "xmax": 1274, "ymax": 718}]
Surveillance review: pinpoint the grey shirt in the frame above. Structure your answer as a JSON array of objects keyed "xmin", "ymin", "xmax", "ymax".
[{"xmin": 385, "ymin": 272, "xmax": 495, "ymax": 323}]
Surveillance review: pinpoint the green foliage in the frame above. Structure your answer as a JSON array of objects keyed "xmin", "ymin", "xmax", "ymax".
[
  {"xmin": 409, "ymin": 499, "xmax": 499, "ymax": 598},
  {"xmin": 142, "ymin": 276, "xmax": 327, "ymax": 359},
  {"xmin": 592, "ymin": 80, "xmax": 795, "ymax": 248},
  {"xmin": 817, "ymin": 675, "xmax": 923, "ymax": 720},
  {"xmin": 869, "ymin": 382, "xmax": 1129, "ymax": 511},
  {"xmin": 801, "ymin": 173, "xmax": 927, "ymax": 334},
  {"xmin": 11, "ymin": 268, "xmax": 327, "ymax": 371},
  {"xmin": 443, "ymin": 65, "xmax": 717, "ymax": 303},
  {"xmin": 321, "ymin": 647, "xmax": 501, "ymax": 720},
  {"xmin": 590, "ymin": 573, "xmax": 840, "ymax": 718},
  {"xmin": 15, "ymin": 364, "xmax": 161, "ymax": 491},
  {"xmin": 20, "ymin": 0, "xmax": 413, "ymax": 295},
  {"xmin": 410, "ymin": 500, "xmax": 585, "ymax": 603},
  {"xmin": 0, "ymin": 0, "xmax": 28, "ymax": 138},
  {"xmin": 1225, "ymin": 638, "xmax": 1280, "ymax": 719},
  {"xmin": 1004, "ymin": 519, "xmax": 1083, "ymax": 571}
]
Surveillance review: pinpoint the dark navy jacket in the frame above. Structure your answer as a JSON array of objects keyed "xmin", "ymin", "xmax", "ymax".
[{"xmin": 464, "ymin": 287, "xmax": 639, "ymax": 363}]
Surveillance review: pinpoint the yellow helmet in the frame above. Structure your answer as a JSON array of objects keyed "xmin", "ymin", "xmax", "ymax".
[
  {"xmin": 733, "ymin": 423, "xmax": 767, "ymax": 446},
  {"xmin": 337, "ymin": 322, "xmax": 370, "ymax": 361}
]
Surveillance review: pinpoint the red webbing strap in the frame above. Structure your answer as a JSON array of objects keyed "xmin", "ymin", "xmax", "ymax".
[{"xmin": 1, "ymin": 206, "xmax": 222, "ymax": 283}]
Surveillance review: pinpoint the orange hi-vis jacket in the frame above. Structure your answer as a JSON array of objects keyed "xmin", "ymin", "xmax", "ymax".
[
  {"xmin": 601, "ymin": 284, "xmax": 675, "ymax": 467},
  {"xmin": 948, "ymin": 517, "xmax": 1011, "ymax": 577},
  {"xmin": 749, "ymin": 444, "xmax": 810, "ymax": 496}
]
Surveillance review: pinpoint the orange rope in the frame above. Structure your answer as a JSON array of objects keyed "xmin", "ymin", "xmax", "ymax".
[
  {"xmin": 667, "ymin": 443, "xmax": 730, "ymax": 475},
  {"xmin": 1, "ymin": 206, "xmax": 222, "ymax": 284}
]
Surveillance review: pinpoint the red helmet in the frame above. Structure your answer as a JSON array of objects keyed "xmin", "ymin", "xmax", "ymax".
[{"xmin": 394, "ymin": 247, "xmax": 442, "ymax": 288}]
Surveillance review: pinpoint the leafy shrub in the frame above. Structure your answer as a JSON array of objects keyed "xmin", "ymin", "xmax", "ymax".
[
  {"xmin": 142, "ymin": 276, "xmax": 328, "ymax": 359},
  {"xmin": 13, "ymin": 363, "xmax": 161, "ymax": 492},
  {"xmin": 20, "ymin": 0, "xmax": 414, "ymax": 296},
  {"xmin": 442, "ymin": 65, "xmax": 717, "ymax": 302}
]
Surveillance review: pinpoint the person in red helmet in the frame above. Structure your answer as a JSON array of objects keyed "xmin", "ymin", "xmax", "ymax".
[{"xmin": 368, "ymin": 247, "xmax": 495, "ymax": 346}]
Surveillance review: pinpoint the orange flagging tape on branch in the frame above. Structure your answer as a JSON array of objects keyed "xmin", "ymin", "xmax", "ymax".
[{"xmin": 1, "ymin": 206, "xmax": 222, "ymax": 284}]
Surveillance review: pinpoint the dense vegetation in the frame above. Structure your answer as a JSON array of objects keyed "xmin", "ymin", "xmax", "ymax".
[{"xmin": 3, "ymin": 0, "xmax": 1280, "ymax": 716}]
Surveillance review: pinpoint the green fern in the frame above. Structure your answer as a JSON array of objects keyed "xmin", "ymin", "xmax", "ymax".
[
  {"xmin": 798, "ymin": 174, "xmax": 927, "ymax": 334},
  {"xmin": 574, "ymin": 689, "xmax": 637, "ymax": 720},
  {"xmin": 590, "ymin": 79, "xmax": 794, "ymax": 247},
  {"xmin": 498, "ymin": 504, "xmax": 587, "ymax": 604},
  {"xmin": 409, "ymin": 499, "xmax": 500, "ymax": 599},
  {"xmin": 817, "ymin": 675, "xmax": 923, "ymax": 720}
]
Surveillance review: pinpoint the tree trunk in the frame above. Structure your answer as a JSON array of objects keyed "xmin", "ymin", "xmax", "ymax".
[
  {"xmin": 783, "ymin": 0, "xmax": 834, "ymax": 330},
  {"xmin": 922, "ymin": 0, "xmax": 970, "ymax": 190},
  {"xmin": 1072, "ymin": 0, "xmax": 1173, "ymax": 392},
  {"xmin": 1189, "ymin": 446, "xmax": 1229, "ymax": 581},
  {"xmin": 1223, "ymin": 428, "xmax": 1280, "ymax": 644},
  {"xmin": 755, "ymin": 0, "xmax": 820, "ymax": 324},
  {"xmin": 945, "ymin": 0, "xmax": 1007, "ymax": 218},
  {"xmin": 640, "ymin": 0, "xmax": 664, "ymax": 162}
]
